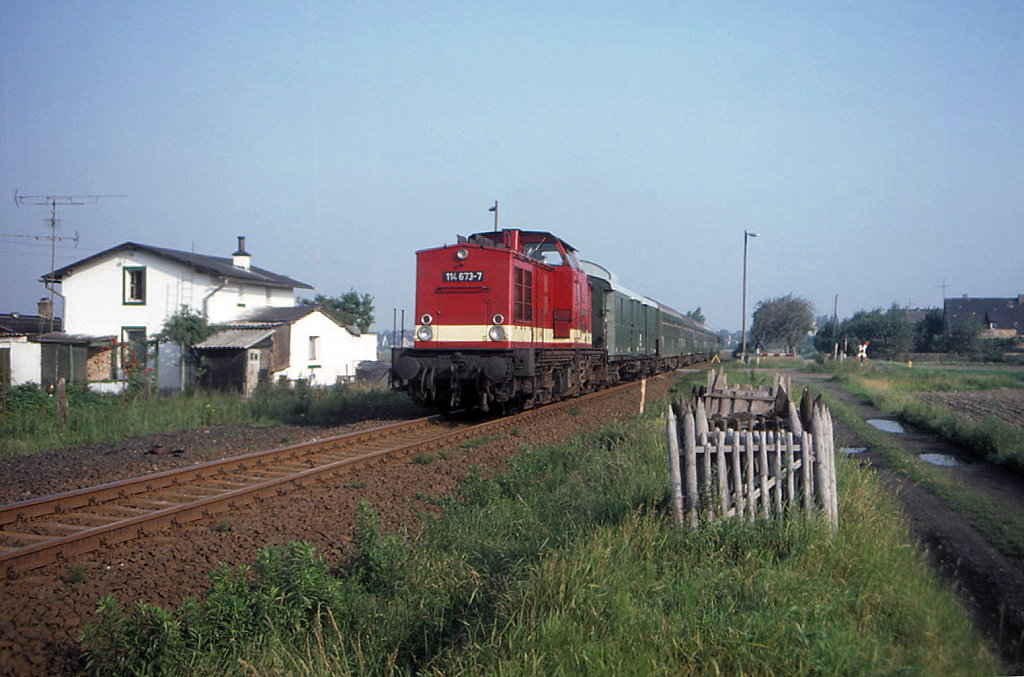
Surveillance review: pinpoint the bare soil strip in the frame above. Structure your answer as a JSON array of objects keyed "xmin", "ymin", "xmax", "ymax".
[{"xmin": 916, "ymin": 388, "xmax": 1024, "ymax": 428}]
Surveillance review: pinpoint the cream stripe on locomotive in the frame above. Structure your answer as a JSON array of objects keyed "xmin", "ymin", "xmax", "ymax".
[{"xmin": 418, "ymin": 324, "xmax": 593, "ymax": 345}]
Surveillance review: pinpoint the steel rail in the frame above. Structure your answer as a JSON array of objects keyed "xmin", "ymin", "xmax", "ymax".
[
  {"xmin": 0, "ymin": 416, "xmax": 444, "ymax": 528},
  {"xmin": 0, "ymin": 377, "xmax": 652, "ymax": 582}
]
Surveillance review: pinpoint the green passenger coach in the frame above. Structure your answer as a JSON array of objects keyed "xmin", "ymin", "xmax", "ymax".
[{"xmin": 582, "ymin": 261, "xmax": 719, "ymax": 377}]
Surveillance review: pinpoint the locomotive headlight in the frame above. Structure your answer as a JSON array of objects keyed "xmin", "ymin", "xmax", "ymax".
[
  {"xmin": 416, "ymin": 325, "xmax": 434, "ymax": 341},
  {"xmin": 455, "ymin": 248, "xmax": 469, "ymax": 260},
  {"xmin": 488, "ymin": 325, "xmax": 506, "ymax": 341},
  {"xmin": 492, "ymin": 313, "xmax": 504, "ymax": 325},
  {"xmin": 420, "ymin": 313, "xmax": 432, "ymax": 325}
]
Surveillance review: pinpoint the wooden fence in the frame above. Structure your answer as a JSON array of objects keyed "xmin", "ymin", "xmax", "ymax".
[{"xmin": 666, "ymin": 370, "xmax": 838, "ymax": 530}]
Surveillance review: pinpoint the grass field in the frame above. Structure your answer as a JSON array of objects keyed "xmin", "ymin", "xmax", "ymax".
[
  {"xmin": 80, "ymin": 384, "xmax": 998, "ymax": 676},
  {"xmin": 824, "ymin": 362, "xmax": 1024, "ymax": 475},
  {"xmin": 0, "ymin": 382, "xmax": 408, "ymax": 457}
]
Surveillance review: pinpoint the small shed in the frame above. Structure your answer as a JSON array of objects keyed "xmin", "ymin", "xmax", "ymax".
[
  {"xmin": 194, "ymin": 306, "xmax": 376, "ymax": 393},
  {"xmin": 194, "ymin": 328, "xmax": 280, "ymax": 396}
]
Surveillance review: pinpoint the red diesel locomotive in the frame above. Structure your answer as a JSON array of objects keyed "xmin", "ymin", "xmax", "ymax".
[{"xmin": 391, "ymin": 228, "xmax": 719, "ymax": 411}]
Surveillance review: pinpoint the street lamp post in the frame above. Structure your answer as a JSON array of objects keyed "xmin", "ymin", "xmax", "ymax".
[{"xmin": 740, "ymin": 230, "xmax": 760, "ymax": 363}]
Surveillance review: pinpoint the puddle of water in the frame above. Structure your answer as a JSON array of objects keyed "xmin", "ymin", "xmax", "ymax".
[
  {"xmin": 842, "ymin": 447, "xmax": 868, "ymax": 455},
  {"xmin": 867, "ymin": 419, "xmax": 905, "ymax": 433},
  {"xmin": 919, "ymin": 453, "xmax": 960, "ymax": 467}
]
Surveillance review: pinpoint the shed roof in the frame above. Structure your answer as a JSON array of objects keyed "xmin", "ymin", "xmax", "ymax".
[
  {"xmin": 0, "ymin": 313, "xmax": 61, "ymax": 336},
  {"xmin": 195, "ymin": 328, "xmax": 276, "ymax": 350},
  {"xmin": 32, "ymin": 332, "xmax": 115, "ymax": 345},
  {"xmin": 44, "ymin": 242, "xmax": 313, "ymax": 290},
  {"xmin": 227, "ymin": 306, "xmax": 361, "ymax": 336}
]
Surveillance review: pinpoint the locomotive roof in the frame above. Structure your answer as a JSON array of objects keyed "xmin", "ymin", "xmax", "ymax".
[{"xmin": 464, "ymin": 229, "xmax": 579, "ymax": 253}]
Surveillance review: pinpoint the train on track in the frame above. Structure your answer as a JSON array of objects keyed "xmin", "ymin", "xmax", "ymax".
[{"xmin": 391, "ymin": 228, "xmax": 720, "ymax": 412}]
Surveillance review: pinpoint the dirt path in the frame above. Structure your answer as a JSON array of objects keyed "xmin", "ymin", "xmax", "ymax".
[{"xmin": 792, "ymin": 373, "xmax": 1024, "ymax": 671}]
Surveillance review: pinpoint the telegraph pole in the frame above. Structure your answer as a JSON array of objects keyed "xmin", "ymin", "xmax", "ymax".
[
  {"xmin": 14, "ymin": 192, "xmax": 125, "ymax": 330},
  {"xmin": 488, "ymin": 201, "xmax": 499, "ymax": 231}
]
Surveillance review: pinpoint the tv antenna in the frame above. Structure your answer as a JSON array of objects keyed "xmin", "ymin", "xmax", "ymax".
[{"xmin": 14, "ymin": 191, "xmax": 125, "ymax": 330}]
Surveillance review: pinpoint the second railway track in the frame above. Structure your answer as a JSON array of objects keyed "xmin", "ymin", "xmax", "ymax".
[{"xmin": 0, "ymin": 379, "xmax": 650, "ymax": 583}]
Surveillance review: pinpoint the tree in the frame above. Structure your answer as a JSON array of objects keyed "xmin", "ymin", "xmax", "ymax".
[
  {"xmin": 157, "ymin": 306, "xmax": 223, "ymax": 349},
  {"xmin": 914, "ymin": 309, "xmax": 945, "ymax": 352},
  {"xmin": 749, "ymin": 294, "xmax": 814, "ymax": 353},
  {"xmin": 684, "ymin": 307, "xmax": 706, "ymax": 325},
  {"xmin": 946, "ymin": 315, "xmax": 983, "ymax": 355},
  {"xmin": 836, "ymin": 305, "xmax": 914, "ymax": 360},
  {"xmin": 813, "ymin": 314, "xmax": 841, "ymax": 355},
  {"xmin": 157, "ymin": 306, "xmax": 225, "ymax": 389},
  {"xmin": 300, "ymin": 291, "xmax": 375, "ymax": 333}
]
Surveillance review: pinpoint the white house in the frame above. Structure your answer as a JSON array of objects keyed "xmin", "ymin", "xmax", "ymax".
[
  {"xmin": 43, "ymin": 236, "xmax": 324, "ymax": 391},
  {"xmin": 46, "ymin": 236, "xmax": 310, "ymax": 337},
  {"xmin": 194, "ymin": 306, "xmax": 377, "ymax": 394}
]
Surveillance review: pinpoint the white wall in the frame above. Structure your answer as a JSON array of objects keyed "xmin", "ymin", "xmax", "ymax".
[
  {"xmin": 274, "ymin": 311, "xmax": 377, "ymax": 385},
  {"xmin": 0, "ymin": 337, "xmax": 41, "ymax": 385},
  {"xmin": 206, "ymin": 283, "xmax": 295, "ymax": 324},
  {"xmin": 60, "ymin": 248, "xmax": 298, "ymax": 339}
]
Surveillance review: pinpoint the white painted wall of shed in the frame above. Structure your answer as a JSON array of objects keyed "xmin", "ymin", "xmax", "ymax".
[
  {"xmin": 273, "ymin": 311, "xmax": 377, "ymax": 385},
  {"xmin": 0, "ymin": 337, "xmax": 41, "ymax": 385},
  {"xmin": 60, "ymin": 249, "xmax": 298, "ymax": 338}
]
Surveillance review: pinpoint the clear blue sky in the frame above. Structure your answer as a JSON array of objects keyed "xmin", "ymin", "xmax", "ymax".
[{"xmin": 2, "ymin": 1, "xmax": 1022, "ymax": 332}]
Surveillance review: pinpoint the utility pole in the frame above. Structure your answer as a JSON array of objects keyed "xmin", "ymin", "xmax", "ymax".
[
  {"xmin": 488, "ymin": 201, "xmax": 499, "ymax": 232},
  {"xmin": 14, "ymin": 191, "xmax": 124, "ymax": 330},
  {"xmin": 832, "ymin": 294, "xmax": 839, "ymax": 361},
  {"xmin": 740, "ymin": 229, "xmax": 759, "ymax": 363}
]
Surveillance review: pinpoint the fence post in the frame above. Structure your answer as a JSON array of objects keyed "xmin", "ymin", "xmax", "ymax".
[
  {"xmin": 639, "ymin": 378, "xmax": 647, "ymax": 414},
  {"xmin": 801, "ymin": 431, "xmax": 813, "ymax": 516},
  {"xmin": 695, "ymin": 397, "xmax": 709, "ymax": 437},
  {"xmin": 56, "ymin": 377, "xmax": 68, "ymax": 426},
  {"xmin": 758, "ymin": 430, "xmax": 770, "ymax": 517},
  {"xmin": 731, "ymin": 431, "xmax": 744, "ymax": 518},
  {"xmin": 666, "ymin": 405, "xmax": 684, "ymax": 525},
  {"xmin": 769, "ymin": 431, "xmax": 781, "ymax": 514},
  {"xmin": 824, "ymin": 408, "xmax": 839, "ymax": 528},
  {"xmin": 785, "ymin": 431, "xmax": 796, "ymax": 511},
  {"xmin": 827, "ymin": 409, "xmax": 835, "ymax": 520},
  {"xmin": 744, "ymin": 431, "xmax": 756, "ymax": 521},
  {"xmin": 683, "ymin": 406, "xmax": 699, "ymax": 528},
  {"xmin": 811, "ymin": 407, "xmax": 833, "ymax": 525},
  {"xmin": 716, "ymin": 430, "xmax": 729, "ymax": 517}
]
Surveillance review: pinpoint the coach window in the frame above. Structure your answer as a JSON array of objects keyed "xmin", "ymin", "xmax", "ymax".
[
  {"xmin": 514, "ymin": 268, "xmax": 533, "ymax": 322},
  {"xmin": 123, "ymin": 267, "xmax": 146, "ymax": 305}
]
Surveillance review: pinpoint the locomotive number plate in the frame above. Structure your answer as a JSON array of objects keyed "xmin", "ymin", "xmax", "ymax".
[{"xmin": 442, "ymin": 271, "xmax": 484, "ymax": 282}]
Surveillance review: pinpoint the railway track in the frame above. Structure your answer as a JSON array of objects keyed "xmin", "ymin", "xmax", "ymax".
[{"xmin": 0, "ymin": 378, "xmax": 649, "ymax": 583}]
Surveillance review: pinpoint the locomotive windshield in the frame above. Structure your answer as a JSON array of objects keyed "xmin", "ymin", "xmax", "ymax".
[{"xmin": 523, "ymin": 241, "xmax": 564, "ymax": 266}]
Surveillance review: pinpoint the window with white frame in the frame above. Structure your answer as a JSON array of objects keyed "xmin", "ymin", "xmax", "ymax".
[{"xmin": 308, "ymin": 335, "xmax": 320, "ymax": 361}]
